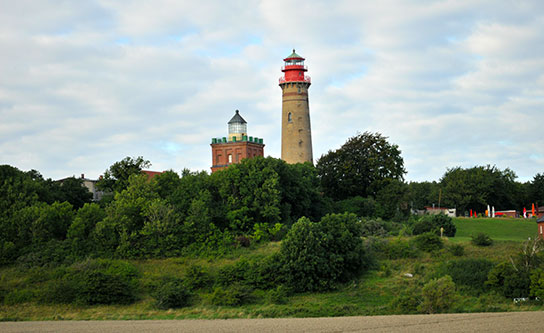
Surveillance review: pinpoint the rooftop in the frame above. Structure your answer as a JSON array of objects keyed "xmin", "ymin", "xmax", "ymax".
[{"xmin": 228, "ymin": 110, "xmax": 247, "ymax": 124}]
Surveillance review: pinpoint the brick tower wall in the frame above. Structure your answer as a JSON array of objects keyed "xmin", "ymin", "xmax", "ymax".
[
  {"xmin": 280, "ymin": 81, "xmax": 313, "ymax": 164},
  {"xmin": 211, "ymin": 141, "xmax": 265, "ymax": 173}
]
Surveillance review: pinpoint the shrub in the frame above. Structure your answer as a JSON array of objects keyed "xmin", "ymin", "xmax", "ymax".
[
  {"xmin": 39, "ymin": 278, "xmax": 78, "ymax": 304},
  {"xmin": 381, "ymin": 239, "xmax": 420, "ymax": 259},
  {"xmin": 445, "ymin": 259, "xmax": 494, "ymax": 294},
  {"xmin": 0, "ymin": 241, "xmax": 17, "ymax": 265},
  {"xmin": 55, "ymin": 259, "xmax": 140, "ymax": 305},
  {"xmin": 279, "ymin": 213, "xmax": 369, "ymax": 292},
  {"xmin": 412, "ymin": 219, "xmax": 434, "ymax": 235},
  {"xmin": 390, "ymin": 287, "xmax": 421, "ymax": 314},
  {"xmin": 360, "ymin": 218, "xmax": 403, "ymax": 237},
  {"xmin": 418, "ymin": 275, "xmax": 457, "ymax": 314},
  {"xmin": 209, "ymin": 285, "xmax": 253, "ymax": 306},
  {"xmin": 530, "ymin": 269, "xmax": 544, "ymax": 300},
  {"xmin": 184, "ymin": 264, "xmax": 213, "ymax": 290},
  {"xmin": 235, "ymin": 235, "xmax": 251, "ymax": 248},
  {"xmin": 471, "ymin": 233, "xmax": 493, "ymax": 246},
  {"xmin": 216, "ymin": 258, "xmax": 251, "ymax": 287},
  {"xmin": 267, "ymin": 285, "xmax": 289, "ymax": 304},
  {"xmin": 412, "ymin": 213, "xmax": 456, "ymax": 237},
  {"xmin": 486, "ymin": 262, "xmax": 531, "ymax": 298},
  {"xmin": 431, "ymin": 213, "xmax": 456, "ymax": 237},
  {"xmin": 414, "ymin": 232, "xmax": 443, "ymax": 252},
  {"xmin": 216, "ymin": 255, "xmax": 283, "ymax": 290},
  {"xmin": 334, "ymin": 196, "xmax": 376, "ymax": 217},
  {"xmin": 16, "ymin": 240, "xmax": 74, "ymax": 268},
  {"xmin": 154, "ymin": 279, "xmax": 191, "ymax": 309},
  {"xmin": 448, "ymin": 244, "xmax": 465, "ymax": 256},
  {"xmin": 4, "ymin": 289, "xmax": 35, "ymax": 305}
]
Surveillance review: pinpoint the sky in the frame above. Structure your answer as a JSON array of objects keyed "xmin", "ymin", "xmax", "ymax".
[{"xmin": 1, "ymin": 0, "xmax": 543, "ymax": 183}]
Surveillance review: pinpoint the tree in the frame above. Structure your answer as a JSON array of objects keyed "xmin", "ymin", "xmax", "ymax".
[
  {"xmin": 96, "ymin": 156, "xmax": 151, "ymax": 193},
  {"xmin": 316, "ymin": 132, "xmax": 405, "ymax": 201},
  {"xmin": 279, "ymin": 213, "xmax": 368, "ymax": 292},
  {"xmin": 0, "ymin": 165, "xmax": 41, "ymax": 223},
  {"xmin": 418, "ymin": 275, "xmax": 457, "ymax": 314},
  {"xmin": 374, "ymin": 178, "xmax": 408, "ymax": 220},
  {"xmin": 528, "ymin": 173, "xmax": 544, "ymax": 207},
  {"xmin": 56, "ymin": 177, "xmax": 93, "ymax": 209},
  {"xmin": 67, "ymin": 203, "xmax": 106, "ymax": 255},
  {"xmin": 440, "ymin": 165, "xmax": 519, "ymax": 214},
  {"xmin": 405, "ymin": 181, "xmax": 440, "ymax": 210}
]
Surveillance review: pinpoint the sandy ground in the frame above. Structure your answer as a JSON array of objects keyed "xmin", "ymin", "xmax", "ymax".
[{"xmin": 1, "ymin": 311, "xmax": 542, "ymax": 332}]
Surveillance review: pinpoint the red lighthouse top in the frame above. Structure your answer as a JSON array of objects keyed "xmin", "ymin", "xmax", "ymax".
[{"xmin": 279, "ymin": 49, "xmax": 311, "ymax": 84}]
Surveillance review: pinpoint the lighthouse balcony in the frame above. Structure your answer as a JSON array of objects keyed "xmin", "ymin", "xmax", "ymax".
[
  {"xmin": 279, "ymin": 75, "xmax": 311, "ymax": 84},
  {"xmin": 281, "ymin": 65, "xmax": 308, "ymax": 71}
]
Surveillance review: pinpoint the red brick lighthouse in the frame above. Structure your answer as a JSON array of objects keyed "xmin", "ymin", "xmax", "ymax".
[
  {"xmin": 210, "ymin": 110, "xmax": 265, "ymax": 173},
  {"xmin": 279, "ymin": 49, "xmax": 313, "ymax": 164}
]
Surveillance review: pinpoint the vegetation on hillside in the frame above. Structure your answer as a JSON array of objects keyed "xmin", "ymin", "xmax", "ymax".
[{"xmin": 1, "ymin": 132, "xmax": 543, "ymax": 319}]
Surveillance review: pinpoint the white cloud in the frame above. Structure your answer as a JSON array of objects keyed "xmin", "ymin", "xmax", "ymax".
[{"xmin": 0, "ymin": 0, "xmax": 543, "ymax": 183}]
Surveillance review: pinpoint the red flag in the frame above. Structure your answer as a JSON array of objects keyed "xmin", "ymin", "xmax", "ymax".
[
  {"xmin": 532, "ymin": 203, "xmax": 535, "ymax": 217},
  {"xmin": 523, "ymin": 207, "xmax": 527, "ymax": 218},
  {"xmin": 470, "ymin": 209, "xmax": 472, "ymax": 217}
]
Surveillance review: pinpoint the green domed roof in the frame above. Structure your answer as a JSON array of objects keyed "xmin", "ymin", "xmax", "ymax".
[{"xmin": 285, "ymin": 49, "xmax": 303, "ymax": 59}]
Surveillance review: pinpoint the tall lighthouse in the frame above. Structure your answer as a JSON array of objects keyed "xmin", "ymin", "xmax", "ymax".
[{"xmin": 279, "ymin": 49, "xmax": 313, "ymax": 164}]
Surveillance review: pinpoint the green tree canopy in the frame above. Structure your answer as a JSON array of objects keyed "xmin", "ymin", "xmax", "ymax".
[
  {"xmin": 316, "ymin": 132, "xmax": 406, "ymax": 201},
  {"xmin": 96, "ymin": 156, "xmax": 151, "ymax": 193},
  {"xmin": 440, "ymin": 165, "xmax": 520, "ymax": 214}
]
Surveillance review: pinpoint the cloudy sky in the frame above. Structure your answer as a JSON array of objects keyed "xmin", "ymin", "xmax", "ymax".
[{"xmin": 1, "ymin": 0, "xmax": 543, "ymax": 182}]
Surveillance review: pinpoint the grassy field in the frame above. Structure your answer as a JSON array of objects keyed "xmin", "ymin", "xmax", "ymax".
[{"xmin": 452, "ymin": 217, "xmax": 538, "ymax": 242}]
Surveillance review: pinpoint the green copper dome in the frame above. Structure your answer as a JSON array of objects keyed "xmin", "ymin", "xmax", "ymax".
[{"xmin": 286, "ymin": 49, "xmax": 303, "ymax": 59}]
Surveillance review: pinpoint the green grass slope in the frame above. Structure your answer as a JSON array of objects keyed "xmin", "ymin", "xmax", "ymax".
[{"xmin": 453, "ymin": 217, "xmax": 538, "ymax": 242}]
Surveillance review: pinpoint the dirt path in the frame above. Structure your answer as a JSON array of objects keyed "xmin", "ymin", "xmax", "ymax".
[{"xmin": 1, "ymin": 311, "xmax": 542, "ymax": 332}]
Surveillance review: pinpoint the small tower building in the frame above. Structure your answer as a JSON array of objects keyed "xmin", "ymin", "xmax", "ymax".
[
  {"xmin": 210, "ymin": 110, "xmax": 265, "ymax": 173},
  {"xmin": 279, "ymin": 49, "xmax": 313, "ymax": 164}
]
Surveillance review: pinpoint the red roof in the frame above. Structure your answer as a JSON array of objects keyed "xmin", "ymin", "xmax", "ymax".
[{"xmin": 141, "ymin": 170, "xmax": 164, "ymax": 179}]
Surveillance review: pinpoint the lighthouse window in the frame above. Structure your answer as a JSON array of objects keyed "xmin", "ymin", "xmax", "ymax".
[{"xmin": 288, "ymin": 112, "xmax": 292, "ymax": 122}]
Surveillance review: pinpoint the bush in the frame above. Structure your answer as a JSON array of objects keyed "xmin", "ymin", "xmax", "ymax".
[
  {"xmin": 390, "ymin": 287, "xmax": 421, "ymax": 314},
  {"xmin": 431, "ymin": 213, "xmax": 456, "ymax": 237},
  {"xmin": 448, "ymin": 244, "xmax": 465, "ymax": 257},
  {"xmin": 445, "ymin": 259, "xmax": 494, "ymax": 294},
  {"xmin": 334, "ymin": 196, "xmax": 376, "ymax": 217},
  {"xmin": 184, "ymin": 264, "xmax": 213, "ymax": 290},
  {"xmin": 471, "ymin": 233, "xmax": 493, "ymax": 246},
  {"xmin": 46, "ymin": 259, "xmax": 141, "ymax": 305},
  {"xmin": 486, "ymin": 262, "xmax": 531, "ymax": 298},
  {"xmin": 279, "ymin": 213, "xmax": 369, "ymax": 292},
  {"xmin": 411, "ymin": 219, "xmax": 434, "ymax": 235},
  {"xmin": 360, "ymin": 218, "xmax": 403, "ymax": 237},
  {"xmin": 154, "ymin": 279, "xmax": 191, "ymax": 309},
  {"xmin": 216, "ymin": 255, "xmax": 283, "ymax": 290},
  {"xmin": 15, "ymin": 239, "xmax": 76, "ymax": 268},
  {"xmin": 267, "ymin": 285, "xmax": 289, "ymax": 304},
  {"xmin": 412, "ymin": 213, "xmax": 456, "ymax": 237},
  {"xmin": 235, "ymin": 235, "xmax": 251, "ymax": 248},
  {"xmin": 418, "ymin": 275, "xmax": 457, "ymax": 314},
  {"xmin": 379, "ymin": 238, "xmax": 420, "ymax": 259},
  {"xmin": 216, "ymin": 258, "xmax": 251, "ymax": 287},
  {"xmin": 414, "ymin": 232, "xmax": 443, "ymax": 252},
  {"xmin": 209, "ymin": 285, "xmax": 253, "ymax": 306},
  {"xmin": 4, "ymin": 289, "xmax": 35, "ymax": 305},
  {"xmin": 530, "ymin": 269, "xmax": 544, "ymax": 300},
  {"xmin": 39, "ymin": 278, "xmax": 78, "ymax": 304}
]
